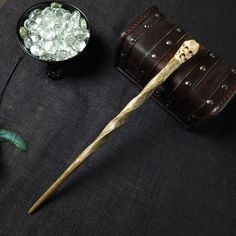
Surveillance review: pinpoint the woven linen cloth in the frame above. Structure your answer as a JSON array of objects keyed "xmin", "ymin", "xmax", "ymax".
[{"xmin": 0, "ymin": 0, "xmax": 236, "ymax": 235}]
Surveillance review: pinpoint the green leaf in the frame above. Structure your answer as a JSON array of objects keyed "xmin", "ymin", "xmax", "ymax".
[{"xmin": 0, "ymin": 129, "xmax": 27, "ymax": 152}]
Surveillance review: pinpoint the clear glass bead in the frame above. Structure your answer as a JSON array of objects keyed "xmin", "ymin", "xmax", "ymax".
[
  {"xmin": 24, "ymin": 19, "xmax": 34, "ymax": 30},
  {"xmin": 80, "ymin": 18, "xmax": 87, "ymax": 29},
  {"xmin": 64, "ymin": 35, "xmax": 74, "ymax": 46},
  {"xmin": 67, "ymin": 48, "xmax": 78, "ymax": 58},
  {"xmin": 30, "ymin": 34, "xmax": 41, "ymax": 43},
  {"xmin": 72, "ymin": 39, "xmax": 86, "ymax": 52},
  {"xmin": 28, "ymin": 11, "xmax": 37, "ymax": 21},
  {"xmin": 65, "ymin": 21, "xmax": 74, "ymax": 32},
  {"xmin": 55, "ymin": 16, "xmax": 66, "ymax": 28},
  {"xmin": 44, "ymin": 40, "xmax": 57, "ymax": 54},
  {"xmin": 39, "ymin": 52, "xmax": 56, "ymax": 61},
  {"xmin": 42, "ymin": 8, "xmax": 52, "ymax": 16},
  {"xmin": 55, "ymin": 50, "xmax": 68, "ymax": 61},
  {"xmin": 24, "ymin": 37, "xmax": 33, "ymax": 49},
  {"xmin": 51, "ymin": 2, "xmax": 62, "ymax": 8},
  {"xmin": 34, "ymin": 40, "xmax": 44, "ymax": 48},
  {"xmin": 72, "ymin": 10, "xmax": 80, "ymax": 20},
  {"xmin": 42, "ymin": 14, "xmax": 55, "ymax": 28},
  {"xmin": 21, "ymin": 4, "xmax": 89, "ymax": 61},
  {"xmin": 54, "ymin": 25, "xmax": 64, "ymax": 35},
  {"xmin": 63, "ymin": 12, "xmax": 72, "ymax": 21},
  {"xmin": 30, "ymin": 45, "xmax": 43, "ymax": 56},
  {"xmin": 29, "ymin": 24, "xmax": 39, "ymax": 33},
  {"xmin": 19, "ymin": 27, "xmax": 28, "ymax": 39},
  {"xmin": 39, "ymin": 53, "xmax": 53, "ymax": 61},
  {"xmin": 41, "ymin": 27, "xmax": 55, "ymax": 40},
  {"xmin": 70, "ymin": 10, "xmax": 80, "ymax": 26},
  {"xmin": 60, "ymin": 42, "xmax": 68, "ymax": 51},
  {"xmin": 78, "ymin": 29, "xmax": 89, "ymax": 40},
  {"xmin": 33, "ymin": 9, "xmax": 42, "ymax": 15},
  {"xmin": 35, "ymin": 15, "xmax": 43, "ymax": 24},
  {"xmin": 54, "ymin": 8, "xmax": 66, "ymax": 17}
]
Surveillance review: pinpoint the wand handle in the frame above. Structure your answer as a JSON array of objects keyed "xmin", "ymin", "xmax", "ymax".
[{"xmin": 28, "ymin": 40, "xmax": 199, "ymax": 214}]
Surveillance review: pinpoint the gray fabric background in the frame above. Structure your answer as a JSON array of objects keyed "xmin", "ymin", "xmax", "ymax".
[{"xmin": 0, "ymin": 0, "xmax": 236, "ymax": 235}]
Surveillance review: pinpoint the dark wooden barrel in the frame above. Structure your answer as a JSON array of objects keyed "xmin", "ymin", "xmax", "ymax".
[{"xmin": 116, "ymin": 6, "xmax": 236, "ymax": 128}]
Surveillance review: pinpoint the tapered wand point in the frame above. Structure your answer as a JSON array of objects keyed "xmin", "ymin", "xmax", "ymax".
[
  {"xmin": 27, "ymin": 195, "xmax": 45, "ymax": 214},
  {"xmin": 27, "ymin": 39, "xmax": 200, "ymax": 214},
  {"xmin": 28, "ymin": 207, "xmax": 34, "ymax": 215}
]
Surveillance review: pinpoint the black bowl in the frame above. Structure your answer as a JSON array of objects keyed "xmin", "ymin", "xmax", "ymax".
[{"xmin": 16, "ymin": 1, "xmax": 91, "ymax": 64}]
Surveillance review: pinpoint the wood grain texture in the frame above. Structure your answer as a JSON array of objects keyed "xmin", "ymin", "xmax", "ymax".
[{"xmin": 28, "ymin": 40, "xmax": 199, "ymax": 214}]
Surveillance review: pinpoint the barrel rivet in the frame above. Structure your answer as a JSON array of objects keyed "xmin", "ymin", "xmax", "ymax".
[
  {"xmin": 212, "ymin": 106, "xmax": 220, "ymax": 113},
  {"xmin": 144, "ymin": 24, "xmax": 149, "ymax": 29},
  {"xmin": 206, "ymin": 99, "xmax": 214, "ymax": 105},
  {"xmin": 232, "ymin": 68, "xmax": 236, "ymax": 74},
  {"xmin": 166, "ymin": 40, "xmax": 172, "ymax": 46},
  {"xmin": 177, "ymin": 28, "xmax": 182, "ymax": 32},
  {"xmin": 210, "ymin": 53, "xmax": 215, "ymax": 58},
  {"xmin": 185, "ymin": 81, "xmax": 192, "ymax": 87},
  {"xmin": 152, "ymin": 54, "xmax": 157, "ymax": 59},
  {"xmin": 155, "ymin": 13, "xmax": 160, "ymax": 18},
  {"xmin": 200, "ymin": 66, "xmax": 207, "ymax": 72},
  {"xmin": 121, "ymin": 32, "xmax": 126, "ymax": 37},
  {"xmin": 130, "ymin": 37, "xmax": 136, "ymax": 43},
  {"xmin": 221, "ymin": 84, "xmax": 228, "ymax": 90}
]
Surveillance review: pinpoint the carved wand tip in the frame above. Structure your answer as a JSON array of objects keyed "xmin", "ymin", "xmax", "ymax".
[
  {"xmin": 174, "ymin": 40, "xmax": 200, "ymax": 64},
  {"xmin": 27, "ymin": 39, "xmax": 200, "ymax": 214}
]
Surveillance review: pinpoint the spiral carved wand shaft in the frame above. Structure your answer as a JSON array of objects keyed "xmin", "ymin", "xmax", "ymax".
[{"xmin": 28, "ymin": 40, "xmax": 200, "ymax": 214}]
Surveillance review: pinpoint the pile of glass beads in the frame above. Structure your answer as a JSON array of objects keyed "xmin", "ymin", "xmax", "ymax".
[{"xmin": 19, "ymin": 2, "xmax": 90, "ymax": 61}]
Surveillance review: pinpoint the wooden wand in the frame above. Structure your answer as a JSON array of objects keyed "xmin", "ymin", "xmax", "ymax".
[{"xmin": 28, "ymin": 40, "xmax": 200, "ymax": 214}]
